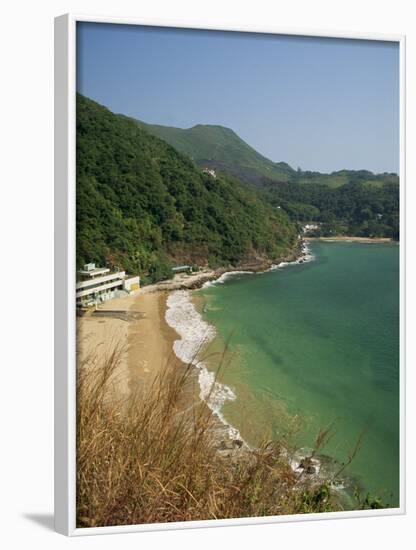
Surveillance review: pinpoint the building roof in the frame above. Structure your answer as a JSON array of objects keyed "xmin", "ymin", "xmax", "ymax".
[{"xmin": 78, "ymin": 267, "xmax": 110, "ymax": 277}]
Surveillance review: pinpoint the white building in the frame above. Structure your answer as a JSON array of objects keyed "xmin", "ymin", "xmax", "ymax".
[
  {"xmin": 202, "ymin": 167, "xmax": 217, "ymax": 178},
  {"xmin": 302, "ymin": 223, "xmax": 320, "ymax": 233},
  {"xmin": 76, "ymin": 263, "xmax": 140, "ymax": 307}
]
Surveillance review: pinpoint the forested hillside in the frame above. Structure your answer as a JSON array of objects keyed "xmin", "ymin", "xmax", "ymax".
[
  {"xmin": 135, "ymin": 118, "xmax": 400, "ymax": 238},
  {"xmin": 138, "ymin": 117, "xmax": 400, "ymax": 239},
  {"xmin": 76, "ymin": 95, "xmax": 297, "ymax": 282},
  {"xmin": 261, "ymin": 179, "xmax": 399, "ymax": 239}
]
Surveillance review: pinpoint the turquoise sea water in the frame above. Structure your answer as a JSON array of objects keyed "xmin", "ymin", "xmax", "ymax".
[{"xmin": 197, "ymin": 242, "xmax": 400, "ymax": 506}]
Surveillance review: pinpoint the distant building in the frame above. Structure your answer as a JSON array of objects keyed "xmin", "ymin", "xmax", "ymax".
[
  {"xmin": 202, "ymin": 168, "xmax": 217, "ymax": 179},
  {"xmin": 76, "ymin": 263, "xmax": 140, "ymax": 307},
  {"xmin": 302, "ymin": 223, "xmax": 320, "ymax": 234},
  {"xmin": 172, "ymin": 265, "xmax": 193, "ymax": 275}
]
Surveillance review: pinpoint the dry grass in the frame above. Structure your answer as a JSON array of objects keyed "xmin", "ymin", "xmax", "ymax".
[{"xmin": 76, "ymin": 346, "xmax": 343, "ymax": 528}]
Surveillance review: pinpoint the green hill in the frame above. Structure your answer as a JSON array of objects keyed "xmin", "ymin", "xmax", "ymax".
[
  {"xmin": 296, "ymin": 169, "xmax": 399, "ymax": 189},
  {"xmin": 76, "ymin": 95, "xmax": 297, "ymax": 282},
  {"xmin": 135, "ymin": 120, "xmax": 296, "ymax": 185},
  {"xmin": 135, "ymin": 119, "xmax": 398, "ymax": 189}
]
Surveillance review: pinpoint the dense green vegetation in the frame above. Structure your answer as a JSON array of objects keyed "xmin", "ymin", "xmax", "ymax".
[
  {"xmin": 261, "ymin": 179, "xmax": 399, "ymax": 239},
  {"xmin": 76, "ymin": 95, "xmax": 297, "ymax": 282},
  {"xmin": 77, "ymin": 95, "xmax": 399, "ymax": 280},
  {"xmin": 135, "ymin": 119, "xmax": 399, "ymax": 239}
]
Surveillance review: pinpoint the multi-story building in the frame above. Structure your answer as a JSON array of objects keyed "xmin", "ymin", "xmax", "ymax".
[{"xmin": 76, "ymin": 263, "xmax": 140, "ymax": 307}]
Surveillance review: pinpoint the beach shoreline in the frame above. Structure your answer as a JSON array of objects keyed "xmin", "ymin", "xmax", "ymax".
[
  {"xmin": 78, "ymin": 236, "xmax": 310, "ymax": 396},
  {"xmin": 162, "ymin": 238, "xmax": 315, "ymax": 450},
  {"xmin": 76, "ymin": 237, "xmax": 376, "ymax": 493},
  {"xmin": 76, "ymin": 237, "xmax": 310, "ymax": 453},
  {"xmin": 140, "ymin": 238, "xmax": 308, "ymax": 295},
  {"xmin": 305, "ymin": 236, "xmax": 394, "ymax": 243}
]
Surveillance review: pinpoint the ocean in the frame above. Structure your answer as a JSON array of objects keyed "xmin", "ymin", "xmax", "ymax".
[{"xmin": 165, "ymin": 241, "xmax": 400, "ymax": 508}]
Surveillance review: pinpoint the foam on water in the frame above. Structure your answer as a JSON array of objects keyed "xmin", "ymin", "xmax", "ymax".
[
  {"xmin": 203, "ymin": 241, "xmax": 315, "ymax": 288},
  {"xmin": 165, "ymin": 290, "xmax": 215, "ymax": 365},
  {"xmin": 270, "ymin": 241, "xmax": 315, "ymax": 271},
  {"xmin": 290, "ymin": 447, "xmax": 321, "ymax": 476},
  {"xmin": 165, "ymin": 241, "xmax": 315, "ymax": 445},
  {"xmin": 165, "ymin": 290, "xmax": 242, "ymax": 441},
  {"xmin": 202, "ymin": 270, "xmax": 254, "ymax": 289}
]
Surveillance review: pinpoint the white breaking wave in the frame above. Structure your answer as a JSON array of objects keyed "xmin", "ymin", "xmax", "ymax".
[
  {"xmin": 289, "ymin": 447, "xmax": 321, "ymax": 476},
  {"xmin": 165, "ymin": 290, "xmax": 242, "ymax": 441},
  {"xmin": 165, "ymin": 241, "xmax": 315, "ymax": 445},
  {"xmin": 202, "ymin": 270, "xmax": 254, "ymax": 289},
  {"xmin": 165, "ymin": 290, "xmax": 215, "ymax": 365},
  {"xmin": 269, "ymin": 241, "xmax": 315, "ymax": 271},
  {"xmin": 289, "ymin": 447, "xmax": 347, "ymax": 491},
  {"xmin": 203, "ymin": 241, "xmax": 315, "ymax": 286}
]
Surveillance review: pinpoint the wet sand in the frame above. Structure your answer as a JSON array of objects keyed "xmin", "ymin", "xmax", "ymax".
[{"xmin": 126, "ymin": 291, "xmax": 179, "ymax": 394}]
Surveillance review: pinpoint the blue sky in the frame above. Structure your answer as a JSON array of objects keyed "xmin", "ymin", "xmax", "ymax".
[{"xmin": 77, "ymin": 23, "xmax": 400, "ymax": 174}]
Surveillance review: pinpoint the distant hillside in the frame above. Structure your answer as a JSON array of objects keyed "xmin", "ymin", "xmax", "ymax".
[
  {"xmin": 296, "ymin": 169, "xmax": 399, "ymax": 189},
  {"xmin": 135, "ymin": 119, "xmax": 398, "ymax": 189},
  {"xmin": 77, "ymin": 95, "xmax": 297, "ymax": 282},
  {"xmin": 135, "ymin": 120, "xmax": 296, "ymax": 185},
  {"xmin": 261, "ymin": 178, "xmax": 399, "ymax": 239}
]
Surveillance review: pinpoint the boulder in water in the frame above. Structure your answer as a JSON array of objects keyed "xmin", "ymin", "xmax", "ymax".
[{"xmin": 299, "ymin": 457, "xmax": 316, "ymax": 475}]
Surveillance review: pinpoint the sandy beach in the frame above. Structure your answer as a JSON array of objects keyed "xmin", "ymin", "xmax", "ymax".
[
  {"xmin": 305, "ymin": 236, "xmax": 394, "ymax": 243},
  {"xmin": 76, "ymin": 267, "xmax": 237, "ymax": 406},
  {"xmin": 76, "ymin": 241, "xmax": 307, "ymax": 403},
  {"xmin": 77, "ymin": 289, "xmax": 180, "ymax": 400}
]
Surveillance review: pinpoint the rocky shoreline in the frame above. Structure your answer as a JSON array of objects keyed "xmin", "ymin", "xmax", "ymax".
[{"xmin": 141, "ymin": 237, "xmax": 307, "ymax": 294}]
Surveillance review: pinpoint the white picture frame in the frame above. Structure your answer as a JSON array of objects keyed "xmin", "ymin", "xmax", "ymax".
[{"xmin": 54, "ymin": 13, "xmax": 406, "ymax": 536}]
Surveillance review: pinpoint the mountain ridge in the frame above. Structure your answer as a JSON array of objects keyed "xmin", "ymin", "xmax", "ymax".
[
  {"xmin": 133, "ymin": 119, "xmax": 296, "ymax": 185},
  {"xmin": 133, "ymin": 118, "xmax": 398, "ymax": 188}
]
